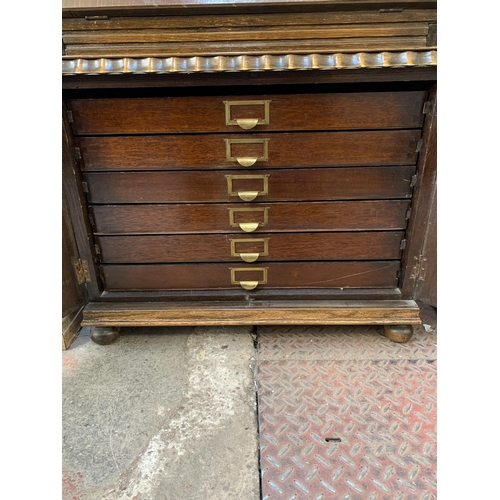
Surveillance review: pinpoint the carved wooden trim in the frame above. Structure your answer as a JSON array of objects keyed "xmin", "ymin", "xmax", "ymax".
[{"xmin": 62, "ymin": 50, "xmax": 436, "ymax": 75}]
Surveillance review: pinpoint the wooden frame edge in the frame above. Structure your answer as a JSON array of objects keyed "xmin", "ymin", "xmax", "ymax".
[
  {"xmin": 82, "ymin": 300, "xmax": 422, "ymax": 327},
  {"xmin": 62, "ymin": 306, "xmax": 84, "ymax": 350}
]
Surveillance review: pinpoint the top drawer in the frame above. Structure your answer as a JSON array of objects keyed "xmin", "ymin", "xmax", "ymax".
[{"xmin": 68, "ymin": 91, "xmax": 427, "ymax": 136}]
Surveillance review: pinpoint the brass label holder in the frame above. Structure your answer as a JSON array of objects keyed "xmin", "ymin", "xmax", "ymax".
[
  {"xmin": 225, "ymin": 174, "xmax": 269, "ymax": 201},
  {"xmin": 228, "ymin": 207, "xmax": 269, "ymax": 232},
  {"xmin": 224, "ymin": 138, "xmax": 269, "ymax": 167},
  {"xmin": 229, "ymin": 238, "xmax": 269, "ymax": 262},
  {"xmin": 230, "ymin": 267, "xmax": 268, "ymax": 290},
  {"xmin": 223, "ymin": 100, "xmax": 271, "ymax": 129}
]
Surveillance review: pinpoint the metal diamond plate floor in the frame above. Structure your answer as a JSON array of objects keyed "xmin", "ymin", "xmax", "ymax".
[{"xmin": 256, "ymin": 304, "xmax": 437, "ymax": 500}]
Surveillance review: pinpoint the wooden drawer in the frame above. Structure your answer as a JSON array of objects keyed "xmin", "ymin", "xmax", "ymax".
[
  {"xmin": 77, "ymin": 130, "xmax": 420, "ymax": 171},
  {"xmin": 96, "ymin": 231, "xmax": 405, "ymax": 263},
  {"xmin": 68, "ymin": 91, "xmax": 427, "ymax": 135},
  {"xmin": 91, "ymin": 200, "xmax": 410, "ymax": 235},
  {"xmin": 85, "ymin": 166, "xmax": 416, "ymax": 204},
  {"xmin": 101, "ymin": 261, "xmax": 401, "ymax": 290}
]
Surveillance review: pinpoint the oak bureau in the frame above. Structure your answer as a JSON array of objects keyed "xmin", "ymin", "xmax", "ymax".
[{"xmin": 62, "ymin": 1, "xmax": 437, "ymax": 347}]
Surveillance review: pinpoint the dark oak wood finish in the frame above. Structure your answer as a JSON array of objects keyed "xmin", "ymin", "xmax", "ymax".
[
  {"xmin": 98, "ymin": 287, "xmax": 403, "ymax": 302},
  {"xmin": 62, "ymin": 3, "xmax": 436, "ymax": 59},
  {"xmin": 85, "ymin": 166, "xmax": 416, "ymax": 204},
  {"xmin": 96, "ymin": 231, "xmax": 405, "ymax": 263},
  {"xmin": 63, "ymin": 10, "xmax": 437, "ymax": 30},
  {"xmin": 64, "ymin": 37, "xmax": 430, "ymax": 57},
  {"xmin": 101, "ymin": 261, "xmax": 400, "ymax": 290},
  {"xmin": 77, "ymin": 131, "xmax": 421, "ymax": 171},
  {"xmin": 62, "ymin": 104, "xmax": 102, "ymax": 300},
  {"xmin": 400, "ymin": 85, "xmax": 436, "ymax": 301},
  {"xmin": 68, "ymin": 91, "xmax": 426, "ymax": 135},
  {"xmin": 63, "ymin": 1, "xmax": 437, "ymax": 18},
  {"xmin": 62, "ymin": 194, "xmax": 88, "ymax": 349},
  {"xmin": 63, "ymin": 25, "xmax": 429, "ymax": 46},
  {"xmin": 91, "ymin": 200, "xmax": 411, "ymax": 234},
  {"xmin": 62, "ymin": 199, "xmax": 87, "ymax": 318},
  {"xmin": 414, "ymin": 180, "xmax": 436, "ymax": 307},
  {"xmin": 63, "ymin": 67, "xmax": 437, "ymax": 90},
  {"xmin": 62, "ymin": 1, "xmax": 436, "ymax": 336}
]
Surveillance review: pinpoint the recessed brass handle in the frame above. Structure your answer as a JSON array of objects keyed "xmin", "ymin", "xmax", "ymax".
[
  {"xmin": 226, "ymin": 175, "xmax": 269, "ymax": 201},
  {"xmin": 228, "ymin": 207, "xmax": 269, "ymax": 231},
  {"xmin": 240, "ymin": 281, "xmax": 258, "ymax": 290},
  {"xmin": 239, "ymin": 222, "xmax": 259, "ymax": 232},
  {"xmin": 236, "ymin": 118, "xmax": 259, "ymax": 130},
  {"xmin": 236, "ymin": 157, "xmax": 258, "ymax": 167},
  {"xmin": 240, "ymin": 252, "xmax": 260, "ymax": 263},
  {"xmin": 224, "ymin": 139, "xmax": 269, "ymax": 166},
  {"xmin": 237, "ymin": 191, "xmax": 259, "ymax": 201},
  {"xmin": 230, "ymin": 267, "xmax": 268, "ymax": 290},
  {"xmin": 229, "ymin": 238, "xmax": 269, "ymax": 262},
  {"xmin": 223, "ymin": 100, "xmax": 271, "ymax": 129}
]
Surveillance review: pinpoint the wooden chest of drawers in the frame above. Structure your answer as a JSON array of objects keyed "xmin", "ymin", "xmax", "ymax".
[
  {"xmin": 63, "ymin": 82, "xmax": 434, "ymax": 343},
  {"xmin": 63, "ymin": 0, "xmax": 437, "ymax": 343},
  {"xmin": 69, "ymin": 89, "xmax": 425, "ymax": 292}
]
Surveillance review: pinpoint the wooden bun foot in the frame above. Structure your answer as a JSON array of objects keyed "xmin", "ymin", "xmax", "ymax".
[
  {"xmin": 383, "ymin": 325, "xmax": 414, "ymax": 343},
  {"xmin": 90, "ymin": 327, "xmax": 120, "ymax": 345}
]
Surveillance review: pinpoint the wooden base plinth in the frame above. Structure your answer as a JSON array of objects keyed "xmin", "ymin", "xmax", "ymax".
[{"xmin": 82, "ymin": 299, "xmax": 421, "ymax": 328}]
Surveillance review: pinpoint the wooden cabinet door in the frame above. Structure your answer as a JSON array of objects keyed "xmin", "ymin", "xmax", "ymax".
[
  {"xmin": 62, "ymin": 195, "xmax": 89, "ymax": 349},
  {"xmin": 413, "ymin": 181, "xmax": 437, "ymax": 307},
  {"xmin": 400, "ymin": 86, "xmax": 437, "ymax": 308}
]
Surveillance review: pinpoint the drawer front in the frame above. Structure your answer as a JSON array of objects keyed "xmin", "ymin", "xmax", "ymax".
[
  {"xmin": 77, "ymin": 130, "xmax": 420, "ymax": 171},
  {"xmin": 91, "ymin": 200, "xmax": 410, "ymax": 235},
  {"xmin": 101, "ymin": 261, "xmax": 400, "ymax": 291},
  {"xmin": 69, "ymin": 91, "xmax": 427, "ymax": 135},
  {"xmin": 85, "ymin": 166, "xmax": 416, "ymax": 204},
  {"xmin": 96, "ymin": 231, "xmax": 405, "ymax": 264}
]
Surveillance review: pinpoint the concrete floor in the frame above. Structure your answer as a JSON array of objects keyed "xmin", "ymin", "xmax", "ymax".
[
  {"xmin": 63, "ymin": 326, "xmax": 260, "ymax": 500},
  {"xmin": 62, "ymin": 304, "xmax": 437, "ymax": 500}
]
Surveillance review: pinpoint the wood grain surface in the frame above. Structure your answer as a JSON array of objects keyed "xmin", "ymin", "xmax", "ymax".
[
  {"xmin": 63, "ymin": 67, "xmax": 437, "ymax": 90},
  {"xmin": 84, "ymin": 166, "xmax": 416, "ymax": 203},
  {"xmin": 90, "ymin": 200, "xmax": 411, "ymax": 234},
  {"xmin": 101, "ymin": 260, "xmax": 401, "ymax": 290},
  {"xmin": 96, "ymin": 231, "xmax": 405, "ymax": 263},
  {"xmin": 77, "ymin": 130, "xmax": 421, "ymax": 170},
  {"xmin": 63, "ymin": 10, "xmax": 437, "ymax": 30},
  {"xmin": 81, "ymin": 298, "xmax": 422, "ymax": 327},
  {"xmin": 68, "ymin": 91, "xmax": 427, "ymax": 134}
]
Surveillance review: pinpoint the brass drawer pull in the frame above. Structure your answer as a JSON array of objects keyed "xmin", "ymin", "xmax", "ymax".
[
  {"xmin": 240, "ymin": 281, "xmax": 258, "ymax": 290},
  {"xmin": 239, "ymin": 253, "xmax": 259, "ymax": 263},
  {"xmin": 223, "ymin": 100, "xmax": 271, "ymax": 129},
  {"xmin": 236, "ymin": 119, "xmax": 259, "ymax": 130},
  {"xmin": 239, "ymin": 222, "xmax": 259, "ymax": 233},
  {"xmin": 237, "ymin": 157, "xmax": 258, "ymax": 167},
  {"xmin": 237, "ymin": 191, "xmax": 259, "ymax": 202},
  {"xmin": 226, "ymin": 174, "xmax": 269, "ymax": 201},
  {"xmin": 230, "ymin": 267, "xmax": 268, "ymax": 290},
  {"xmin": 230, "ymin": 238, "xmax": 269, "ymax": 262},
  {"xmin": 224, "ymin": 139, "xmax": 269, "ymax": 166},
  {"xmin": 228, "ymin": 207, "xmax": 269, "ymax": 232}
]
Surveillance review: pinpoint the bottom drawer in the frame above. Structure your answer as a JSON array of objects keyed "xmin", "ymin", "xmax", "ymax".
[{"xmin": 101, "ymin": 261, "xmax": 400, "ymax": 291}]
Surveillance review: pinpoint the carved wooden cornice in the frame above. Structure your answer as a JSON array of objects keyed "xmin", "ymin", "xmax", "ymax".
[{"xmin": 62, "ymin": 50, "xmax": 436, "ymax": 75}]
